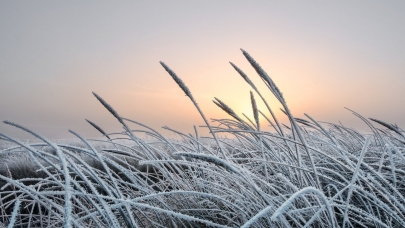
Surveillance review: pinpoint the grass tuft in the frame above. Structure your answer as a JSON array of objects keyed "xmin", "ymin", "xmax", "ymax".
[{"xmin": 0, "ymin": 50, "xmax": 404, "ymax": 227}]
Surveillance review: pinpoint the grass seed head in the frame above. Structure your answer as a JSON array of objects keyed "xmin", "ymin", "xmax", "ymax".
[
  {"xmin": 250, "ymin": 91, "xmax": 259, "ymax": 130},
  {"xmin": 230, "ymin": 62, "xmax": 257, "ymax": 91},
  {"xmin": 213, "ymin": 98, "xmax": 243, "ymax": 123},
  {"xmin": 241, "ymin": 49, "xmax": 284, "ymax": 102},
  {"xmin": 92, "ymin": 92, "xmax": 123, "ymax": 124},
  {"xmin": 369, "ymin": 118, "xmax": 404, "ymax": 137},
  {"xmin": 160, "ymin": 61, "xmax": 192, "ymax": 98},
  {"xmin": 85, "ymin": 119, "xmax": 110, "ymax": 139}
]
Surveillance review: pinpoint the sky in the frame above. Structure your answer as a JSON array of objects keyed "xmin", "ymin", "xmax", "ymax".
[{"xmin": 1, "ymin": 1, "xmax": 404, "ymax": 139}]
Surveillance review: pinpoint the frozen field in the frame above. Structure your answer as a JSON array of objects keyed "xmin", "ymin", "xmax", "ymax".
[{"xmin": 1, "ymin": 51, "xmax": 404, "ymax": 227}]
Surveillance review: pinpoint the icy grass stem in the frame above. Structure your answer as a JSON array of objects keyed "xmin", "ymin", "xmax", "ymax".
[
  {"xmin": 7, "ymin": 200, "xmax": 20, "ymax": 228},
  {"xmin": 342, "ymin": 137, "xmax": 371, "ymax": 227},
  {"xmin": 271, "ymin": 187, "xmax": 335, "ymax": 228}
]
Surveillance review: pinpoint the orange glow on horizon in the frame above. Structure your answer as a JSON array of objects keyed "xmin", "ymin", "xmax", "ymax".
[{"xmin": 1, "ymin": 2, "xmax": 404, "ymax": 139}]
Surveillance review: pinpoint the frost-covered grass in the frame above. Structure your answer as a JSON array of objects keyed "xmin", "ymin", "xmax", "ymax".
[{"xmin": 1, "ymin": 50, "xmax": 405, "ymax": 227}]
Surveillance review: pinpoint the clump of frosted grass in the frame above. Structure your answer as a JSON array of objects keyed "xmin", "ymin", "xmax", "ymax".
[{"xmin": 0, "ymin": 50, "xmax": 404, "ymax": 227}]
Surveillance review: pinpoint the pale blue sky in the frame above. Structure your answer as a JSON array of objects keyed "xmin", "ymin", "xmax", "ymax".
[{"xmin": 1, "ymin": 1, "xmax": 404, "ymax": 139}]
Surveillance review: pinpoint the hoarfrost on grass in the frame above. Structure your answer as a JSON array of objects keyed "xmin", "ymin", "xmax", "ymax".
[{"xmin": 1, "ymin": 50, "xmax": 405, "ymax": 227}]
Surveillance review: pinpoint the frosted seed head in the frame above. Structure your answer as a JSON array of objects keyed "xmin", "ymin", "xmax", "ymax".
[
  {"xmin": 92, "ymin": 92, "xmax": 123, "ymax": 124},
  {"xmin": 160, "ymin": 61, "xmax": 192, "ymax": 98}
]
